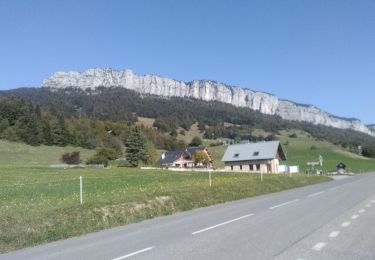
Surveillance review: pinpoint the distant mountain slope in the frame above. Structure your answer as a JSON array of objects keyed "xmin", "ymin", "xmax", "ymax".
[
  {"xmin": 2, "ymin": 87, "xmax": 375, "ymax": 152},
  {"xmin": 41, "ymin": 68, "xmax": 374, "ymax": 136}
]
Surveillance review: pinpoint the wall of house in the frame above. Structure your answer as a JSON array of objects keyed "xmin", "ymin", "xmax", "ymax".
[{"xmin": 224, "ymin": 159, "xmax": 280, "ymax": 173}]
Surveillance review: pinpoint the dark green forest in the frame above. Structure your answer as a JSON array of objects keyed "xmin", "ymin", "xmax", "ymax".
[{"xmin": 1, "ymin": 87, "xmax": 375, "ymax": 158}]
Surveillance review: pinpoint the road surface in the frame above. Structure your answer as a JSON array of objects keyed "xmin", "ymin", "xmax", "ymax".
[{"xmin": 2, "ymin": 173, "xmax": 375, "ymax": 260}]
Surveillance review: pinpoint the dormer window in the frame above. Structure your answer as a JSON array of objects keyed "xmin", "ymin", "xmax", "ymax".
[
  {"xmin": 253, "ymin": 152, "xmax": 259, "ymax": 156},
  {"xmin": 233, "ymin": 153, "xmax": 239, "ymax": 158}
]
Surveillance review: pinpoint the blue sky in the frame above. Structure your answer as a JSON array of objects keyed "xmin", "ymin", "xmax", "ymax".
[{"xmin": 0, "ymin": 0, "xmax": 374, "ymax": 123}]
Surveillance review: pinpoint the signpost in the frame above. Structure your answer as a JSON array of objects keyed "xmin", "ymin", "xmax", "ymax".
[{"xmin": 80, "ymin": 176, "xmax": 83, "ymax": 205}]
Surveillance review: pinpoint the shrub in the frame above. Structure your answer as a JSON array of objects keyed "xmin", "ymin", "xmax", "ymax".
[
  {"xmin": 362, "ymin": 145, "xmax": 375, "ymax": 158},
  {"xmin": 96, "ymin": 147, "xmax": 121, "ymax": 160},
  {"xmin": 190, "ymin": 136, "xmax": 202, "ymax": 147},
  {"xmin": 86, "ymin": 155, "xmax": 109, "ymax": 167},
  {"xmin": 61, "ymin": 151, "xmax": 81, "ymax": 165}
]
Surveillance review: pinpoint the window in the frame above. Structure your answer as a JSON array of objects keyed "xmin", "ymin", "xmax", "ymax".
[
  {"xmin": 253, "ymin": 151, "xmax": 259, "ymax": 156},
  {"xmin": 240, "ymin": 165, "xmax": 242, "ymax": 170},
  {"xmin": 249, "ymin": 164, "xmax": 253, "ymax": 171},
  {"xmin": 234, "ymin": 153, "xmax": 239, "ymax": 158},
  {"xmin": 256, "ymin": 164, "xmax": 261, "ymax": 171}
]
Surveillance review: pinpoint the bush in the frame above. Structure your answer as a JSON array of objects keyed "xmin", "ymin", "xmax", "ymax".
[
  {"xmin": 362, "ymin": 145, "xmax": 375, "ymax": 158},
  {"xmin": 117, "ymin": 159, "xmax": 132, "ymax": 167},
  {"xmin": 96, "ymin": 147, "xmax": 121, "ymax": 160},
  {"xmin": 190, "ymin": 136, "xmax": 202, "ymax": 147},
  {"xmin": 86, "ymin": 155, "xmax": 109, "ymax": 167},
  {"xmin": 61, "ymin": 151, "xmax": 81, "ymax": 165}
]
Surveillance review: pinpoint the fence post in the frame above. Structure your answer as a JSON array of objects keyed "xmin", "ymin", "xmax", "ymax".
[
  {"xmin": 209, "ymin": 171, "xmax": 212, "ymax": 187},
  {"xmin": 80, "ymin": 176, "xmax": 83, "ymax": 205}
]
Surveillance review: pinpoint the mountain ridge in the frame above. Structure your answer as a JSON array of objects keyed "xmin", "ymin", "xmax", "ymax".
[{"xmin": 40, "ymin": 68, "xmax": 374, "ymax": 136}]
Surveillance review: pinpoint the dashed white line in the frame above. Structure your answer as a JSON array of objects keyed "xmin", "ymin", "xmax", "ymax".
[
  {"xmin": 269, "ymin": 199, "xmax": 299, "ymax": 210},
  {"xmin": 351, "ymin": 214, "xmax": 359, "ymax": 220},
  {"xmin": 365, "ymin": 204, "xmax": 371, "ymax": 208},
  {"xmin": 112, "ymin": 247, "xmax": 154, "ymax": 260},
  {"xmin": 312, "ymin": 242, "xmax": 327, "ymax": 251},
  {"xmin": 192, "ymin": 213, "xmax": 254, "ymax": 235},
  {"xmin": 341, "ymin": 221, "xmax": 351, "ymax": 227},
  {"xmin": 307, "ymin": 191, "xmax": 325, "ymax": 198},
  {"xmin": 359, "ymin": 209, "xmax": 366, "ymax": 214},
  {"xmin": 329, "ymin": 231, "xmax": 340, "ymax": 238}
]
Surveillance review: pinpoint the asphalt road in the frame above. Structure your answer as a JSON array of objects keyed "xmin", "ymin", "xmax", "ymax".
[{"xmin": 2, "ymin": 173, "xmax": 375, "ymax": 260}]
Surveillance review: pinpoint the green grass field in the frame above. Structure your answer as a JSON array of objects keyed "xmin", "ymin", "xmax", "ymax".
[
  {"xmin": 276, "ymin": 130, "xmax": 375, "ymax": 173},
  {"xmin": 0, "ymin": 140, "xmax": 95, "ymax": 167},
  {"xmin": 206, "ymin": 129, "xmax": 375, "ymax": 172},
  {"xmin": 1, "ymin": 131, "xmax": 374, "ymax": 253},
  {"xmin": 0, "ymin": 166, "xmax": 329, "ymax": 253}
]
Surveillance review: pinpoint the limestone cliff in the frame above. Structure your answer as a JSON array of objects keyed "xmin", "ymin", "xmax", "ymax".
[{"xmin": 41, "ymin": 68, "xmax": 374, "ymax": 136}]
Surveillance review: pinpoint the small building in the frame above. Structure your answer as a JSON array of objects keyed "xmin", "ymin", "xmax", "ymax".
[
  {"xmin": 159, "ymin": 147, "xmax": 213, "ymax": 168},
  {"xmin": 337, "ymin": 162, "xmax": 346, "ymax": 174},
  {"xmin": 221, "ymin": 141, "xmax": 287, "ymax": 173}
]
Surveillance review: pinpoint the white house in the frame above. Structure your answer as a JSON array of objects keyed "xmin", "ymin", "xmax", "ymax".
[{"xmin": 221, "ymin": 141, "xmax": 287, "ymax": 173}]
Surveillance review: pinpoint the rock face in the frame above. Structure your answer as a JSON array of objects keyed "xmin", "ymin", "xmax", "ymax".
[{"xmin": 41, "ymin": 68, "xmax": 374, "ymax": 136}]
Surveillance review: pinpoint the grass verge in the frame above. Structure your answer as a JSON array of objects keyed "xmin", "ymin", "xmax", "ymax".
[{"xmin": 0, "ymin": 167, "xmax": 329, "ymax": 253}]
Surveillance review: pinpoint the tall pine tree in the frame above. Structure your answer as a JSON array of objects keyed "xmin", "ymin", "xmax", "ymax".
[{"xmin": 125, "ymin": 126, "xmax": 146, "ymax": 167}]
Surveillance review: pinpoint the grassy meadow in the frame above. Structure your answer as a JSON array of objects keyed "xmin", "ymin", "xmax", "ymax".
[
  {"xmin": 0, "ymin": 140, "xmax": 95, "ymax": 167},
  {"xmin": 276, "ymin": 130, "xmax": 375, "ymax": 173},
  {"xmin": 0, "ymin": 165, "xmax": 329, "ymax": 253},
  {"xmin": 1, "ymin": 129, "xmax": 375, "ymax": 252}
]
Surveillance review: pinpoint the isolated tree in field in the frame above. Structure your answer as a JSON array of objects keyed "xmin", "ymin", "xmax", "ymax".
[{"xmin": 125, "ymin": 127, "xmax": 147, "ymax": 167}]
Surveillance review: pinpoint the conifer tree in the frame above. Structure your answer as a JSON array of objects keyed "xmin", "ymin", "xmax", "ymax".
[{"xmin": 125, "ymin": 127, "xmax": 147, "ymax": 167}]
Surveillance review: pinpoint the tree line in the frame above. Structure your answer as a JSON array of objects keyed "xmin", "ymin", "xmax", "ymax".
[{"xmin": 1, "ymin": 87, "xmax": 375, "ymax": 158}]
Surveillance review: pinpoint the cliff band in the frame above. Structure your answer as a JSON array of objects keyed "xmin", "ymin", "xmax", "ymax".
[{"xmin": 41, "ymin": 68, "xmax": 374, "ymax": 136}]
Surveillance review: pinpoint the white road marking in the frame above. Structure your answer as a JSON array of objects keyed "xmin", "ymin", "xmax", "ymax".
[
  {"xmin": 365, "ymin": 204, "xmax": 371, "ymax": 208},
  {"xmin": 329, "ymin": 231, "xmax": 340, "ymax": 238},
  {"xmin": 371, "ymin": 200, "xmax": 375, "ymax": 204},
  {"xmin": 329, "ymin": 186, "xmax": 340, "ymax": 191},
  {"xmin": 307, "ymin": 191, "xmax": 325, "ymax": 198},
  {"xmin": 341, "ymin": 221, "xmax": 351, "ymax": 227},
  {"xmin": 112, "ymin": 247, "xmax": 154, "ymax": 260},
  {"xmin": 192, "ymin": 214, "xmax": 254, "ymax": 235},
  {"xmin": 312, "ymin": 242, "xmax": 327, "ymax": 251},
  {"xmin": 359, "ymin": 209, "xmax": 366, "ymax": 214},
  {"xmin": 351, "ymin": 214, "xmax": 359, "ymax": 220},
  {"xmin": 269, "ymin": 199, "xmax": 299, "ymax": 210}
]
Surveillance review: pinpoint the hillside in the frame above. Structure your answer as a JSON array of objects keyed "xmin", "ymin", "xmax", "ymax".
[
  {"xmin": 0, "ymin": 140, "xmax": 95, "ymax": 167},
  {"xmin": 2, "ymin": 87, "xmax": 375, "ymax": 153},
  {"xmin": 205, "ymin": 129, "xmax": 375, "ymax": 172}
]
